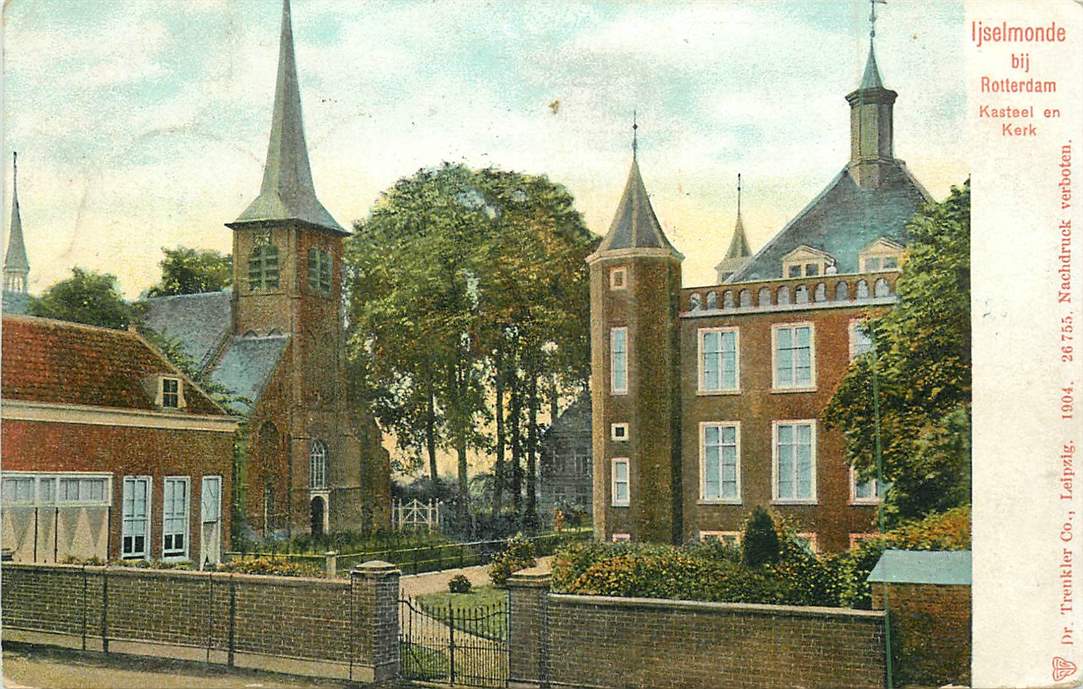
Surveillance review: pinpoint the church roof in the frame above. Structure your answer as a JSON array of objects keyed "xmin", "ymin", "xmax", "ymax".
[
  {"xmin": 232, "ymin": 0, "xmax": 346, "ymax": 235},
  {"xmin": 596, "ymin": 159, "xmax": 681, "ymax": 257},
  {"xmin": 858, "ymin": 42, "xmax": 885, "ymax": 90},
  {"xmin": 142, "ymin": 290, "xmax": 232, "ymax": 369},
  {"xmin": 5, "ymin": 154, "xmax": 29, "ymax": 273},
  {"xmin": 728, "ymin": 161, "xmax": 930, "ymax": 281},
  {"xmin": 209, "ymin": 334, "xmax": 289, "ymax": 414}
]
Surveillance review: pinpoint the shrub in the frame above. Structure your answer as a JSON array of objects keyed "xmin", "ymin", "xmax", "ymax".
[
  {"xmin": 488, "ymin": 533, "xmax": 537, "ymax": 587},
  {"xmin": 742, "ymin": 506, "xmax": 780, "ymax": 567},
  {"xmin": 216, "ymin": 556, "xmax": 323, "ymax": 578},
  {"xmin": 448, "ymin": 574, "xmax": 472, "ymax": 594}
]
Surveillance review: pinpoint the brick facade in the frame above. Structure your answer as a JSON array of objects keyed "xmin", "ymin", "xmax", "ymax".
[
  {"xmin": 508, "ymin": 570, "xmax": 886, "ymax": 689},
  {"xmin": 872, "ymin": 582, "xmax": 971, "ymax": 686},
  {"xmin": 1, "ymin": 561, "xmax": 401, "ymax": 684}
]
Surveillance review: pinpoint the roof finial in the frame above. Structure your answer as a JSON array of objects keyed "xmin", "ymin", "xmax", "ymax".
[
  {"xmin": 869, "ymin": 0, "xmax": 886, "ymax": 43},
  {"xmin": 736, "ymin": 173, "xmax": 742, "ymax": 217},
  {"xmin": 632, "ymin": 110, "xmax": 639, "ymax": 160}
]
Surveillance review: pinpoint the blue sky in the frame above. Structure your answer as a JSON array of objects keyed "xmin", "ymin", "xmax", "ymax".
[{"xmin": 3, "ymin": 0, "xmax": 967, "ymax": 295}]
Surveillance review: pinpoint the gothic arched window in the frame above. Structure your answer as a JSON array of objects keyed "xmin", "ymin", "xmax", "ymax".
[
  {"xmin": 310, "ymin": 440, "xmax": 328, "ymax": 489},
  {"xmin": 248, "ymin": 244, "xmax": 280, "ymax": 291}
]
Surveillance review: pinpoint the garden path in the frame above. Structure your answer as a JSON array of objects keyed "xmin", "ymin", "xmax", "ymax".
[{"xmin": 398, "ymin": 556, "xmax": 553, "ymax": 597}]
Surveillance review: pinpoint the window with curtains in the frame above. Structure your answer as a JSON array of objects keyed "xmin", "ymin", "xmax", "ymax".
[
  {"xmin": 699, "ymin": 328, "xmax": 739, "ymax": 392},
  {"xmin": 701, "ymin": 423, "xmax": 740, "ymax": 503},
  {"xmin": 774, "ymin": 421, "xmax": 816, "ymax": 503}
]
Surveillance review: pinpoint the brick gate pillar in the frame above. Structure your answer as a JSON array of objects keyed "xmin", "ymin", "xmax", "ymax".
[
  {"xmin": 351, "ymin": 560, "xmax": 400, "ymax": 684},
  {"xmin": 507, "ymin": 568, "xmax": 551, "ymax": 689}
]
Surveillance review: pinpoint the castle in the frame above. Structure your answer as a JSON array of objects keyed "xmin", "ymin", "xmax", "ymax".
[{"xmin": 588, "ymin": 30, "xmax": 931, "ymax": 552}]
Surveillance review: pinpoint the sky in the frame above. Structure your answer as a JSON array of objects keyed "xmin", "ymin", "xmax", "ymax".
[{"xmin": 2, "ymin": 0, "xmax": 968, "ymax": 298}]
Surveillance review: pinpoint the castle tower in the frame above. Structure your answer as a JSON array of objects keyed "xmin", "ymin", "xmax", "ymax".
[
  {"xmin": 4, "ymin": 153, "xmax": 30, "ymax": 294},
  {"xmin": 715, "ymin": 173, "xmax": 751, "ymax": 283},
  {"xmin": 226, "ymin": 0, "xmax": 355, "ymax": 535},
  {"xmin": 587, "ymin": 121, "xmax": 684, "ymax": 544},
  {"xmin": 846, "ymin": 4, "xmax": 898, "ymax": 189}
]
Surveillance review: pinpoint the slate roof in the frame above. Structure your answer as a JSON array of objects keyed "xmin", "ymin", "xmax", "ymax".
[
  {"xmin": 596, "ymin": 159, "xmax": 681, "ymax": 256},
  {"xmin": 141, "ymin": 290, "xmax": 232, "ymax": 368},
  {"xmin": 231, "ymin": 0, "xmax": 346, "ymax": 235},
  {"xmin": 728, "ymin": 161, "xmax": 930, "ymax": 281},
  {"xmin": 1, "ymin": 315, "xmax": 225, "ymax": 416},
  {"xmin": 867, "ymin": 550, "xmax": 971, "ymax": 586},
  {"xmin": 209, "ymin": 334, "xmax": 289, "ymax": 413},
  {"xmin": 858, "ymin": 43, "xmax": 885, "ymax": 90}
]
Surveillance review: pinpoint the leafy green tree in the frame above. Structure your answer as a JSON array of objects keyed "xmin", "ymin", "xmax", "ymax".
[
  {"xmin": 742, "ymin": 506, "xmax": 781, "ymax": 567},
  {"xmin": 147, "ymin": 246, "xmax": 232, "ymax": 297},
  {"xmin": 823, "ymin": 180, "xmax": 971, "ymax": 524},
  {"xmin": 28, "ymin": 267, "xmax": 136, "ymax": 329}
]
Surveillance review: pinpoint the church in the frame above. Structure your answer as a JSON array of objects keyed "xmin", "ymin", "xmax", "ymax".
[{"xmin": 589, "ymin": 24, "xmax": 931, "ymax": 552}]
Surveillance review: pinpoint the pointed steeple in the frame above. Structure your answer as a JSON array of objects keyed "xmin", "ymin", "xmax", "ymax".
[
  {"xmin": 859, "ymin": 42, "xmax": 884, "ymax": 90},
  {"xmin": 232, "ymin": 0, "xmax": 346, "ymax": 235},
  {"xmin": 4, "ymin": 152, "xmax": 30, "ymax": 294},
  {"xmin": 715, "ymin": 174, "xmax": 751, "ymax": 283},
  {"xmin": 846, "ymin": 0, "xmax": 897, "ymax": 189}
]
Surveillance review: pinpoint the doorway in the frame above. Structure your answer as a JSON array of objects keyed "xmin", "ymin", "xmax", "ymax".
[
  {"xmin": 310, "ymin": 495, "xmax": 325, "ymax": 537},
  {"xmin": 200, "ymin": 476, "xmax": 222, "ymax": 568}
]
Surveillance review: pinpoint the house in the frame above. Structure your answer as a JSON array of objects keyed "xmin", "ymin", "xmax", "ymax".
[
  {"xmin": 589, "ymin": 34, "xmax": 930, "ymax": 552},
  {"xmin": 0, "ymin": 315, "xmax": 238, "ymax": 565},
  {"xmin": 538, "ymin": 395, "xmax": 593, "ymax": 520},
  {"xmin": 140, "ymin": 0, "xmax": 390, "ymax": 539}
]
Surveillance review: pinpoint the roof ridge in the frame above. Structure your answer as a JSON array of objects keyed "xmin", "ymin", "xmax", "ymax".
[
  {"xmin": 3, "ymin": 313, "xmax": 142, "ymax": 338},
  {"xmin": 143, "ymin": 289, "xmax": 231, "ymax": 303}
]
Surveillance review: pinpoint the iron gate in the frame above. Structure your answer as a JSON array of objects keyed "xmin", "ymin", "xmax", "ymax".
[{"xmin": 399, "ymin": 595, "xmax": 509, "ymax": 687}]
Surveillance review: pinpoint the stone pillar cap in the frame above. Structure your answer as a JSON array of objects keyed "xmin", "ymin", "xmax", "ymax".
[
  {"xmin": 352, "ymin": 560, "xmax": 400, "ymax": 576},
  {"xmin": 508, "ymin": 567, "xmax": 552, "ymax": 588}
]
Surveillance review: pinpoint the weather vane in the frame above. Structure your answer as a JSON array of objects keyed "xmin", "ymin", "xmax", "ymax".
[
  {"xmin": 870, "ymin": 0, "xmax": 887, "ymax": 41},
  {"xmin": 632, "ymin": 110, "xmax": 639, "ymax": 159},
  {"xmin": 736, "ymin": 173, "xmax": 742, "ymax": 216}
]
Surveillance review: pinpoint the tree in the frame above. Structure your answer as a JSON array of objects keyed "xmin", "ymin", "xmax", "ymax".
[
  {"xmin": 28, "ymin": 267, "xmax": 136, "ymax": 329},
  {"xmin": 742, "ymin": 506, "xmax": 781, "ymax": 567},
  {"xmin": 823, "ymin": 180, "xmax": 971, "ymax": 524},
  {"xmin": 147, "ymin": 246, "xmax": 232, "ymax": 297}
]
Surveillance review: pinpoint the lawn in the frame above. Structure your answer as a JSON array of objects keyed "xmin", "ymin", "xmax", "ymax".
[{"xmin": 415, "ymin": 586, "xmax": 509, "ymax": 641}]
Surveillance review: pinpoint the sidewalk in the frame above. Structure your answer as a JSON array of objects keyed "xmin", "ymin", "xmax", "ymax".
[{"xmin": 398, "ymin": 556, "xmax": 553, "ymax": 598}]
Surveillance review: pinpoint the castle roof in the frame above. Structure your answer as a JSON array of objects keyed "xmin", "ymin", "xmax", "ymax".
[
  {"xmin": 596, "ymin": 158, "xmax": 681, "ymax": 257},
  {"xmin": 5, "ymin": 153, "xmax": 29, "ymax": 273},
  {"xmin": 231, "ymin": 0, "xmax": 346, "ymax": 235},
  {"xmin": 728, "ymin": 161, "xmax": 930, "ymax": 281}
]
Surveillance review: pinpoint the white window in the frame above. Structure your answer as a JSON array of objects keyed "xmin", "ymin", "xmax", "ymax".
[
  {"xmin": 698, "ymin": 328, "xmax": 739, "ymax": 393},
  {"xmin": 122, "ymin": 476, "xmax": 151, "ymax": 559},
  {"xmin": 201, "ymin": 476, "xmax": 222, "ymax": 523},
  {"xmin": 851, "ymin": 468, "xmax": 890, "ymax": 504},
  {"xmin": 157, "ymin": 376, "xmax": 185, "ymax": 409},
  {"xmin": 163, "ymin": 477, "xmax": 190, "ymax": 559},
  {"xmin": 849, "ymin": 320, "xmax": 874, "ymax": 360},
  {"xmin": 38, "ymin": 477, "xmax": 56, "ymax": 504},
  {"xmin": 310, "ymin": 439, "xmax": 328, "ymax": 489},
  {"xmin": 610, "ymin": 327, "xmax": 628, "ymax": 394},
  {"xmin": 699, "ymin": 531, "xmax": 741, "ymax": 546},
  {"xmin": 772, "ymin": 323, "xmax": 815, "ymax": 390},
  {"xmin": 610, "ymin": 423, "xmax": 629, "ymax": 441},
  {"xmin": 611, "ymin": 533, "xmax": 631, "ymax": 542},
  {"xmin": 2, "ymin": 476, "xmax": 35, "ymax": 505},
  {"xmin": 611, "ymin": 458, "xmax": 630, "ymax": 507},
  {"xmin": 794, "ymin": 532, "xmax": 818, "ymax": 554},
  {"xmin": 859, "ymin": 238, "xmax": 903, "ymax": 273},
  {"xmin": 700, "ymin": 422, "xmax": 740, "ymax": 503},
  {"xmin": 781, "ymin": 246, "xmax": 835, "ymax": 278},
  {"xmin": 773, "ymin": 421, "xmax": 817, "ymax": 504},
  {"xmin": 59, "ymin": 477, "xmax": 108, "ymax": 504},
  {"xmin": 3, "ymin": 472, "xmax": 110, "ymax": 507},
  {"xmin": 609, "ymin": 266, "xmax": 627, "ymax": 290}
]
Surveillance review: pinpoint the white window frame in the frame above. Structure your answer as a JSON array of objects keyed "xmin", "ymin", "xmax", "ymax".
[
  {"xmin": 611, "ymin": 533, "xmax": 631, "ymax": 542},
  {"xmin": 1, "ymin": 475, "xmax": 36, "ymax": 505},
  {"xmin": 162, "ymin": 476, "xmax": 191, "ymax": 560},
  {"xmin": 699, "ymin": 421, "xmax": 741, "ymax": 505},
  {"xmin": 848, "ymin": 319, "xmax": 874, "ymax": 361},
  {"xmin": 850, "ymin": 467, "xmax": 886, "ymax": 504},
  {"xmin": 697, "ymin": 327, "xmax": 740, "ymax": 394},
  {"xmin": 699, "ymin": 530, "xmax": 741, "ymax": 546},
  {"xmin": 611, "ymin": 457, "xmax": 630, "ymax": 507},
  {"xmin": 610, "ymin": 327, "xmax": 628, "ymax": 395},
  {"xmin": 3, "ymin": 471, "xmax": 112, "ymax": 508},
  {"xmin": 771, "ymin": 322, "xmax": 816, "ymax": 392},
  {"xmin": 609, "ymin": 266, "xmax": 628, "ymax": 290},
  {"xmin": 310, "ymin": 439, "xmax": 328, "ymax": 490},
  {"xmin": 610, "ymin": 423, "xmax": 629, "ymax": 441},
  {"xmin": 771, "ymin": 420, "xmax": 818, "ymax": 505},
  {"xmin": 122, "ymin": 476, "xmax": 152, "ymax": 560},
  {"xmin": 156, "ymin": 375, "xmax": 186, "ymax": 410}
]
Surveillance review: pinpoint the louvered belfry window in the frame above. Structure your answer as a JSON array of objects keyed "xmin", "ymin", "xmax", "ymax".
[
  {"xmin": 248, "ymin": 243, "xmax": 280, "ymax": 290},
  {"xmin": 307, "ymin": 248, "xmax": 333, "ymax": 295}
]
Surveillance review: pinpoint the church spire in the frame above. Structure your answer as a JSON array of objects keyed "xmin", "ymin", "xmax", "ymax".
[
  {"xmin": 4, "ymin": 152, "xmax": 30, "ymax": 294},
  {"xmin": 715, "ymin": 173, "xmax": 751, "ymax": 283},
  {"xmin": 846, "ymin": 0, "xmax": 896, "ymax": 189},
  {"xmin": 231, "ymin": 0, "xmax": 346, "ymax": 235}
]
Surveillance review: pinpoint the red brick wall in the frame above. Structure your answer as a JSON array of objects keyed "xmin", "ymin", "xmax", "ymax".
[
  {"xmin": 872, "ymin": 582, "xmax": 971, "ymax": 686},
  {"xmin": 2, "ymin": 419, "xmax": 233, "ymax": 561}
]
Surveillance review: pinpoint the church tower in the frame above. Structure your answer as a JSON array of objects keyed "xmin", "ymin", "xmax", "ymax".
[
  {"xmin": 715, "ymin": 173, "xmax": 751, "ymax": 283},
  {"xmin": 846, "ymin": 5, "xmax": 898, "ymax": 189},
  {"xmin": 587, "ymin": 121, "xmax": 684, "ymax": 544},
  {"xmin": 4, "ymin": 153, "xmax": 30, "ymax": 295}
]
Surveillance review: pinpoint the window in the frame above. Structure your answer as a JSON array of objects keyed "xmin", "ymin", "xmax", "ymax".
[
  {"xmin": 849, "ymin": 320, "xmax": 873, "ymax": 360},
  {"xmin": 610, "ymin": 327, "xmax": 628, "ymax": 394},
  {"xmin": 59, "ymin": 477, "xmax": 107, "ymax": 504},
  {"xmin": 700, "ymin": 422, "xmax": 740, "ymax": 503},
  {"xmin": 700, "ymin": 531, "xmax": 740, "ymax": 546},
  {"xmin": 307, "ymin": 248, "xmax": 333, "ymax": 295},
  {"xmin": 163, "ymin": 477, "xmax": 189, "ymax": 559},
  {"xmin": 122, "ymin": 477, "xmax": 151, "ymax": 559},
  {"xmin": 2, "ymin": 476, "xmax": 34, "ymax": 505},
  {"xmin": 38, "ymin": 477, "xmax": 56, "ymax": 504},
  {"xmin": 159, "ymin": 376, "xmax": 182, "ymax": 409},
  {"xmin": 851, "ymin": 468, "xmax": 890, "ymax": 504},
  {"xmin": 699, "ymin": 328, "xmax": 739, "ymax": 393},
  {"xmin": 773, "ymin": 324, "xmax": 815, "ymax": 390},
  {"xmin": 782, "ymin": 246, "xmax": 835, "ymax": 278},
  {"xmin": 773, "ymin": 421, "xmax": 816, "ymax": 503},
  {"xmin": 609, "ymin": 266, "xmax": 627, "ymax": 290},
  {"xmin": 859, "ymin": 238, "xmax": 903, "ymax": 273},
  {"xmin": 3, "ymin": 473, "xmax": 109, "ymax": 507},
  {"xmin": 611, "ymin": 458, "xmax": 630, "ymax": 507},
  {"xmin": 201, "ymin": 476, "xmax": 222, "ymax": 523},
  {"xmin": 611, "ymin": 423, "xmax": 629, "ymax": 441},
  {"xmin": 310, "ymin": 439, "xmax": 328, "ymax": 489},
  {"xmin": 611, "ymin": 533, "xmax": 631, "ymax": 543},
  {"xmin": 248, "ymin": 243, "xmax": 280, "ymax": 290}
]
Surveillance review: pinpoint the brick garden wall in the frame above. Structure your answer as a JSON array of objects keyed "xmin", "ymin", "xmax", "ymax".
[
  {"xmin": 872, "ymin": 582, "xmax": 971, "ymax": 687},
  {"xmin": 1, "ymin": 561, "xmax": 400, "ymax": 684},
  {"xmin": 509, "ymin": 570, "xmax": 886, "ymax": 689}
]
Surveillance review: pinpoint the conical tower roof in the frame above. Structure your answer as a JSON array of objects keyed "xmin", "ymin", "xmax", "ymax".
[
  {"xmin": 596, "ymin": 158, "xmax": 680, "ymax": 256},
  {"xmin": 5, "ymin": 153, "xmax": 29, "ymax": 274},
  {"xmin": 232, "ymin": 0, "xmax": 346, "ymax": 235},
  {"xmin": 858, "ymin": 42, "xmax": 885, "ymax": 90}
]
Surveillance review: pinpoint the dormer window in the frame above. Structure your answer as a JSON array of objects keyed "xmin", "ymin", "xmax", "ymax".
[
  {"xmin": 308, "ymin": 248, "xmax": 333, "ymax": 295},
  {"xmin": 859, "ymin": 238, "xmax": 904, "ymax": 273},
  {"xmin": 158, "ymin": 376, "xmax": 185, "ymax": 409},
  {"xmin": 781, "ymin": 246, "xmax": 835, "ymax": 278}
]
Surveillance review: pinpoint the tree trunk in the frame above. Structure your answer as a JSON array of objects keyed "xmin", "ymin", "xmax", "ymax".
[
  {"xmin": 509, "ymin": 377, "xmax": 522, "ymax": 515},
  {"xmin": 494, "ymin": 364, "xmax": 505, "ymax": 516},
  {"xmin": 526, "ymin": 371, "xmax": 538, "ymax": 525},
  {"xmin": 425, "ymin": 381, "xmax": 438, "ymax": 483}
]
